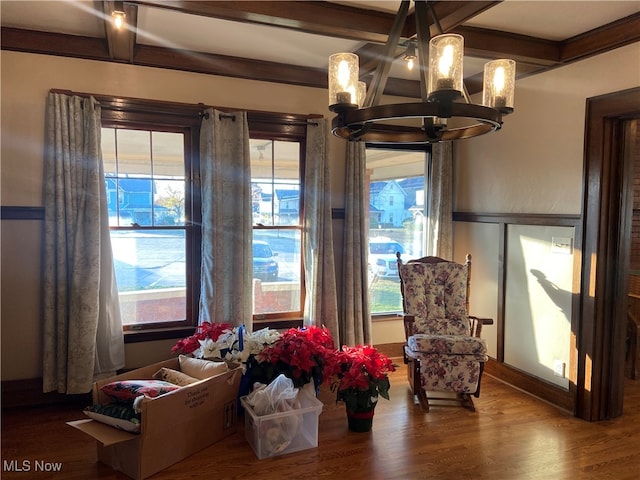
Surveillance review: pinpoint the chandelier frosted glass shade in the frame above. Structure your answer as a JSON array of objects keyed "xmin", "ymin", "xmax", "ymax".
[
  {"xmin": 428, "ymin": 34, "xmax": 464, "ymax": 99},
  {"xmin": 483, "ymin": 59, "xmax": 516, "ymax": 113},
  {"xmin": 328, "ymin": 53, "xmax": 360, "ymax": 108}
]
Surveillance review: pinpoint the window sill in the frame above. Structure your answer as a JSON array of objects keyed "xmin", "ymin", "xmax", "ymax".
[
  {"xmin": 123, "ymin": 326, "xmax": 196, "ymax": 344},
  {"xmin": 371, "ymin": 312, "xmax": 403, "ymax": 322}
]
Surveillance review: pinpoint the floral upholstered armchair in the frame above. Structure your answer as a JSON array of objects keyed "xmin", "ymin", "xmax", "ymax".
[{"xmin": 397, "ymin": 253, "xmax": 493, "ymax": 412}]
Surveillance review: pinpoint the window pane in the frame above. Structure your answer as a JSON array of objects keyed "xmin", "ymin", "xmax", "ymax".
[
  {"xmin": 252, "ymin": 229, "xmax": 301, "ymax": 315},
  {"xmin": 120, "ymin": 177, "xmax": 154, "ymax": 226},
  {"xmin": 250, "ymin": 139, "xmax": 300, "ymax": 226},
  {"xmin": 367, "ymin": 149, "xmax": 426, "ymax": 315},
  {"xmin": 117, "ymin": 129, "xmax": 152, "ymax": 175},
  {"xmin": 154, "ymin": 180, "xmax": 185, "ymax": 225},
  {"xmin": 102, "ymin": 128, "xmax": 116, "ymax": 175},
  {"xmin": 152, "ymin": 131, "xmax": 184, "ymax": 177},
  {"xmin": 111, "ymin": 229, "xmax": 186, "ymax": 325}
]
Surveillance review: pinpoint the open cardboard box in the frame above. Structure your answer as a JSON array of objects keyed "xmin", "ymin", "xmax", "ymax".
[{"xmin": 68, "ymin": 358, "xmax": 242, "ymax": 480}]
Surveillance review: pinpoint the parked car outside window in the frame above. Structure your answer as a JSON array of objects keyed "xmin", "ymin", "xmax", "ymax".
[
  {"xmin": 253, "ymin": 240, "xmax": 279, "ymax": 280},
  {"xmin": 369, "ymin": 237, "xmax": 405, "ymax": 279}
]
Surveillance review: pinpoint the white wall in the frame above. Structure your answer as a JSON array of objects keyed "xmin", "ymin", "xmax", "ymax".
[
  {"xmin": 455, "ymin": 43, "xmax": 640, "ymax": 214},
  {"xmin": 453, "ymin": 42, "xmax": 640, "ymax": 383}
]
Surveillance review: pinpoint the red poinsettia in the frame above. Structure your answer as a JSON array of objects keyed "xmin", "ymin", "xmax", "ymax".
[
  {"xmin": 255, "ymin": 325, "xmax": 336, "ymax": 388},
  {"xmin": 171, "ymin": 322, "xmax": 232, "ymax": 355},
  {"xmin": 327, "ymin": 344, "xmax": 396, "ymax": 412}
]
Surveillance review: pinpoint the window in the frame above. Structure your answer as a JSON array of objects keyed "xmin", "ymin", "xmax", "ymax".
[
  {"xmin": 103, "ymin": 127, "xmax": 193, "ymax": 331},
  {"xmin": 366, "ymin": 147, "xmax": 427, "ymax": 315},
  {"xmin": 99, "ymin": 97, "xmax": 311, "ymax": 336},
  {"xmin": 250, "ymin": 138, "xmax": 304, "ymax": 323},
  {"xmin": 99, "ymin": 97, "xmax": 202, "ymax": 337}
]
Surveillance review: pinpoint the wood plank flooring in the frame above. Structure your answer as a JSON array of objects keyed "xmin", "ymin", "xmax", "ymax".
[{"xmin": 2, "ymin": 369, "xmax": 639, "ymax": 479}]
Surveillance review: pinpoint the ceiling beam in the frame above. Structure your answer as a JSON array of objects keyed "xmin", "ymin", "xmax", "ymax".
[
  {"xmin": 560, "ymin": 12, "xmax": 640, "ymax": 62},
  {"xmin": 102, "ymin": 1, "xmax": 138, "ymax": 62},
  {"xmin": 132, "ymin": 0, "xmax": 399, "ymax": 43}
]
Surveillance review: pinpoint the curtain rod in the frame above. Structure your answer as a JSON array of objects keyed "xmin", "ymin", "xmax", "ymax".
[{"xmin": 49, "ymin": 89, "xmax": 323, "ymax": 126}]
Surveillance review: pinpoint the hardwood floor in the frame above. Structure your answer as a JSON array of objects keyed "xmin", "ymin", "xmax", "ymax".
[{"xmin": 2, "ymin": 369, "xmax": 639, "ymax": 480}]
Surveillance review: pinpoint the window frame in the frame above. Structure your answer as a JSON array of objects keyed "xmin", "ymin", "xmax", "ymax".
[
  {"xmin": 248, "ymin": 113, "xmax": 309, "ymax": 329},
  {"xmin": 365, "ymin": 143, "xmax": 430, "ymax": 320},
  {"xmin": 97, "ymin": 95, "xmax": 315, "ymax": 340},
  {"xmin": 99, "ymin": 97, "xmax": 203, "ymax": 343}
]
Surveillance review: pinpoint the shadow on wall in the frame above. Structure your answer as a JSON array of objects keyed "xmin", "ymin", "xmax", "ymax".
[{"xmin": 530, "ymin": 269, "xmax": 572, "ymax": 322}]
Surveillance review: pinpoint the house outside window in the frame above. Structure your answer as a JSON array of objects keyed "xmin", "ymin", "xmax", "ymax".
[{"xmin": 366, "ymin": 148, "xmax": 427, "ymax": 315}]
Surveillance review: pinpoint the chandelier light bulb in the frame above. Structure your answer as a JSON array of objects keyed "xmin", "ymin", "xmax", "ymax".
[
  {"xmin": 493, "ymin": 67, "xmax": 505, "ymax": 93},
  {"xmin": 407, "ymin": 57, "xmax": 414, "ymax": 71},
  {"xmin": 112, "ymin": 10, "xmax": 126, "ymax": 30},
  {"xmin": 338, "ymin": 60, "xmax": 350, "ymax": 89},
  {"xmin": 438, "ymin": 45, "xmax": 454, "ymax": 77}
]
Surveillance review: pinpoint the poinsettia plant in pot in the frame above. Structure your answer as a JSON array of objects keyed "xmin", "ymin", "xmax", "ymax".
[
  {"xmin": 327, "ymin": 344, "xmax": 396, "ymax": 432},
  {"xmin": 254, "ymin": 325, "xmax": 336, "ymax": 390},
  {"xmin": 171, "ymin": 322, "xmax": 280, "ymax": 373}
]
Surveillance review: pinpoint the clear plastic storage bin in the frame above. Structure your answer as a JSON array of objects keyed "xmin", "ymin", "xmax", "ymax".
[{"xmin": 241, "ymin": 393, "xmax": 323, "ymax": 459}]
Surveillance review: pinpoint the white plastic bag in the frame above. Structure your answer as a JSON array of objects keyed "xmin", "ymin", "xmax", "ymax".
[
  {"xmin": 245, "ymin": 374, "xmax": 302, "ymax": 455},
  {"xmin": 245, "ymin": 374, "xmax": 300, "ymax": 416}
]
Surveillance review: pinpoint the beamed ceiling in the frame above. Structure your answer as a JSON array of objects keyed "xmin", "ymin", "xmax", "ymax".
[{"xmin": 1, "ymin": 1, "xmax": 639, "ymax": 97}]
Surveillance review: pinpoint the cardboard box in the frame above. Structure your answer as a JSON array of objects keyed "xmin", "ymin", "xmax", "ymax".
[
  {"xmin": 68, "ymin": 358, "xmax": 242, "ymax": 480},
  {"xmin": 240, "ymin": 392, "xmax": 323, "ymax": 459}
]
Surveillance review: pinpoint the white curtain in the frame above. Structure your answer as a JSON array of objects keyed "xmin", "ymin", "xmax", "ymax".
[
  {"xmin": 42, "ymin": 92, "xmax": 124, "ymax": 394},
  {"xmin": 427, "ymin": 142, "xmax": 453, "ymax": 258},
  {"xmin": 199, "ymin": 109, "xmax": 253, "ymax": 330},
  {"xmin": 303, "ymin": 118, "xmax": 339, "ymax": 342},
  {"xmin": 340, "ymin": 141, "xmax": 372, "ymax": 346}
]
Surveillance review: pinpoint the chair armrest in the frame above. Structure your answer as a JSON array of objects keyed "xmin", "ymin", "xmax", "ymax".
[
  {"xmin": 470, "ymin": 316, "xmax": 494, "ymax": 325},
  {"xmin": 469, "ymin": 316, "xmax": 494, "ymax": 338},
  {"xmin": 403, "ymin": 314, "xmax": 416, "ymax": 340}
]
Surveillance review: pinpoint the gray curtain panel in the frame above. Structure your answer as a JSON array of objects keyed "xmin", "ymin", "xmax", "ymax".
[
  {"xmin": 199, "ymin": 108, "xmax": 253, "ymax": 330},
  {"xmin": 340, "ymin": 141, "xmax": 372, "ymax": 346},
  {"xmin": 303, "ymin": 118, "xmax": 339, "ymax": 342},
  {"xmin": 42, "ymin": 92, "xmax": 124, "ymax": 394},
  {"xmin": 427, "ymin": 142, "xmax": 453, "ymax": 259}
]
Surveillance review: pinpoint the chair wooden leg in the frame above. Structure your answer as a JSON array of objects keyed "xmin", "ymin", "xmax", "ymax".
[
  {"xmin": 406, "ymin": 359, "xmax": 430, "ymax": 411},
  {"xmin": 417, "ymin": 388, "xmax": 430, "ymax": 412},
  {"xmin": 457, "ymin": 393, "xmax": 476, "ymax": 412}
]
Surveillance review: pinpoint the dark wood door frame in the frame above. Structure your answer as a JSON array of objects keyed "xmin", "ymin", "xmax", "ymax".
[{"xmin": 578, "ymin": 87, "xmax": 640, "ymax": 421}]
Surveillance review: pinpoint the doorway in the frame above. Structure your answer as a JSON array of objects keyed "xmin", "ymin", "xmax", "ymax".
[{"xmin": 578, "ymin": 87, "xmax": 640, "ymax": 421}]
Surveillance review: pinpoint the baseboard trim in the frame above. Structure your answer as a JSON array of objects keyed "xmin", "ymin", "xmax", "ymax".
[
  {"xmin": 374, "ymin": 342, "xmax": 405, "ymax": 363},
  {"xmin": 1, "ymin": 378, "xmax": 91, "ymax": 409},
  {"xmin": 484, "ymin": 359, "xmax": 574, "ymax": 413}
]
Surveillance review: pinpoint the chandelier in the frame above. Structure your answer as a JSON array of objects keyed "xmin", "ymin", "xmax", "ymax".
[{"xmin": 327, "ymin": 0, "xmax": 516, "ymax": 144}]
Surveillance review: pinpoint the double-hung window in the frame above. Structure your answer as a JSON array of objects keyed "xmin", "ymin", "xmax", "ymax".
[
  {"xmin": 100, "ymin": 98, "xmax": 201, "ymax": 337},
  {"xmin": 366, "ymin": 147, "xmax": 428, "ymax": 316},
  {"xmin": 249, "ymin": 114, "xmax": 308, "ymax": 327},
  {"xmin": 100, "ymin": 98, "xmax": 309, "ymax": 336}
]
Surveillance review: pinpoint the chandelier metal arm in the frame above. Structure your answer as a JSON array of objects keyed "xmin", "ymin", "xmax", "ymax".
[
  {"xmin": 364, "ymin": 0, "xmax": 410, "ymax": 108},
  {"xmin": 414, "ymin": 0, "xmax": 431, "ymax": 102}
]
